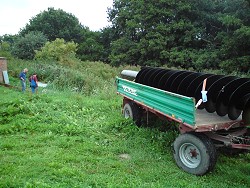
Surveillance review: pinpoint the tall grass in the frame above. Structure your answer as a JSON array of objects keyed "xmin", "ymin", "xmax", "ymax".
[{"xmin": 7, "ymin": 59, "xmax": 121, "ymax": 95}]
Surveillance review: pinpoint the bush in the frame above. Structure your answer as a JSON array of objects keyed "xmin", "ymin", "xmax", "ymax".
[
  {"xmin": 7, "ymin": 59, "xmax": 121, "ymax": 95},
  {"xmin": 35, "ymin": 38, "xmax": 78, "ymax": 67},
  {"xmin": 0, "ymin": 42, "xmax": 13, "ymax": 60},
  {"xmin": 12, "ymin": 31, "xmax": 47, "ymax": 60}
]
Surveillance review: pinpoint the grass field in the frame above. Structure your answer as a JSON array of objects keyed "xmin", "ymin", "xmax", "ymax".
[
  {"xmin": 1, "ymin": 59, "xmax": 250, "ymax": 187},
  {"xmin": 0, "ymin": 79, "xmax": 250, "ymax": 187}
]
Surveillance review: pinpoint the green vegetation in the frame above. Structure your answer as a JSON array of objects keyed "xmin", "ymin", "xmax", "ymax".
[
  {"xmin": 0, "ymin": 60, "xmax": 249, "ymax": 187},
  {"xmin": 1, "ymin": 0, "xmax": 249, "ymax": 73},
  {"xmin": 0, "ymin": 0, "xmax": 249, "ymax": 186},
  {"xmin": 12, "ymin": 31, "xmax": 47, "ymax": 60},
  {"xmin": 35, "ymin": 38, "xmax": 78, "ymax": 66},
  {"xmin": 108, "ymin": 0, "xmax": 250, "ymax": 72},
  {"xmin": 19, "ymin": 7, "xmax": 83, "ymax": 43},
  {"xmin": 7, "ymin": 59, "xmax": 126, "ymax": 95}
]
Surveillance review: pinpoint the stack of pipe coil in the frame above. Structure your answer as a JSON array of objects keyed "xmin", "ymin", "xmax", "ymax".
[{"xmin": 134, "ymin": 67, "xmax": 250, "ymax": 121}]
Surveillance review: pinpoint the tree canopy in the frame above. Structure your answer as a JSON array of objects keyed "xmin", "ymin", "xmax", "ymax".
[
  {"xmin": 107, "ymin": 0, "xmax": 250, "ymax": 72},
  {"xmin": 12, "ymin": 31, "xmax": 47, "ymax": 60},
  {"xmin": 20, "ymin": 7, "xmax": 83, "ymax": 43},
  {"xmin": 1, "ymin": 1, "xmax": 249, "ymax": 73}
]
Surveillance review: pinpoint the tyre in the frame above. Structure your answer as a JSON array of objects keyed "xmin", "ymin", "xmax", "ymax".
[
  {"xmin": 173, "ymin": 133, "xmax": 217, "ymax": 175},
  {"xmin": 123, "ymin": 102, "xmax": 142, "ymax": 126}
]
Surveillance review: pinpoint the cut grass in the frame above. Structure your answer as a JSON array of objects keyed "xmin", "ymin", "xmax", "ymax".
[{"xmin": 0, "ymin": 85, "xmax": 250, "ymax": 188}]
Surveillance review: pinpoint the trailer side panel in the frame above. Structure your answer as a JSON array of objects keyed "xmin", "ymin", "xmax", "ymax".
[{"xmin": 116, "ymin": 77, "xmax": 196, "ymax": 125}]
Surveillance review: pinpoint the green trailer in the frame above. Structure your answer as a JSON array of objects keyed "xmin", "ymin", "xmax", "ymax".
[{"xmin": 115, "ymin": 77, "xmax": 250, "ymax": 175}]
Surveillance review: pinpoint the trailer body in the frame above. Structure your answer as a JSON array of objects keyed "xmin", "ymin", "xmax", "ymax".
[
  {"xmin": 117, "ymin": 77, "xmax": 195, "ymax": 124},
  {"xmin": 116, "ymin": 77, "xmax": 246, "ymax": 132},
  {"xmin": 116, "ymin": 77, "xmax": 250, "ymax": 175}
]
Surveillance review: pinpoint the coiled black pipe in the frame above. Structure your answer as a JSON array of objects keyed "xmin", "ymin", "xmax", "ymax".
[{"xmin": 135, "ymin": 67, "xmax": 250, "ymax": 121}]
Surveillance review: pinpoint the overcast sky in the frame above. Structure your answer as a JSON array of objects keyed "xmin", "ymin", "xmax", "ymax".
[{"xmin": 0, "ymin": 0, "xmax": 113, "ymax": 36}]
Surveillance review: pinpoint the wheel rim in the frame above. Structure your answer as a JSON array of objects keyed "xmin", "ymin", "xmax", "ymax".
[
  {"xmin": 179, "ymin": 143, "xmax": 201, "ymax": 168},
  {"xmin": 124, "ymin": 108, "xmax": 131, "ymax": 119}
]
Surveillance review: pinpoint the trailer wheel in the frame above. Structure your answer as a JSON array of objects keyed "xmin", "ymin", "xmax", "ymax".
[
  {"xmin": 173, "ymin": 133, "xmax": 217, "ymax": 175},
  {"xmin": 123, "ymin": 102, "xmax": 142, "ymax": 126}
]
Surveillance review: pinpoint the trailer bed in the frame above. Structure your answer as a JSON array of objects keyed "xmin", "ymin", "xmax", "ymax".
[
  {"xmin": 116, "ymin": 77, "xmax": 246, "ymax": 131},
  {"xmin": 195, "ymin": 109, "xmax": 242, "ymax": 127}
]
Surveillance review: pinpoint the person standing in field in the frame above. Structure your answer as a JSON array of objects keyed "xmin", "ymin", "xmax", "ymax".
[
  {"xmin": 19, "ymin": 68, "xmax": 28, "ymax": 92},
  {"xmin": 29, "ymin": 73, "xmax": 38, "ymax": 94}
]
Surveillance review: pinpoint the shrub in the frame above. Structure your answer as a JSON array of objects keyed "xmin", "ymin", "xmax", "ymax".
[
  {"xmin": 12, "ymin": 31, "xmax": 47, "ymax": 60},
  {"xmin": 35, "ymin": 38, "xmax": 78, "ymax": 67}
]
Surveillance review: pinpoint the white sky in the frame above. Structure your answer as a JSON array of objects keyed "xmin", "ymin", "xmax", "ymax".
[{"xmin": 0, "ymin": 0, "xmax": 113, "ymax": 35}]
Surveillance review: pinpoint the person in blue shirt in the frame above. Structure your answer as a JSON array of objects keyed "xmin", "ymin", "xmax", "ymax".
[
  {"xmin": 19, "ymin": 68, "xmax": 28, "ymax": 92},
  {"xmin": 29, "ymin": 73, "xmax": 38, "ymax": 94}
]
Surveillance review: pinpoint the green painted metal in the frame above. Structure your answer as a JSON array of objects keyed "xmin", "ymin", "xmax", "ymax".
[{"xmin": 116, "ymin": 77, "xmax": 196, "ymax": 126}]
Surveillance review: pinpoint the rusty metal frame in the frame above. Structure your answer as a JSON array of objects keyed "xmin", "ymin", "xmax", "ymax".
[
  {"xmin": 120, "ymin": 95, "xmax": 250, "ymax": 150},
  {"xmin": 204, "ymin": 128, "xmax": 250, "ymax": 150},
  {"xmin": 120, "ymin": 94, "xmax": 248, "ymax": 132}
]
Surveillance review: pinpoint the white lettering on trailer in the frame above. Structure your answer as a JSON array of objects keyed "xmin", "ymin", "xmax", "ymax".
[{"xmin": 122, "ymin": 85, "xmax": 138, "ymax": 96}]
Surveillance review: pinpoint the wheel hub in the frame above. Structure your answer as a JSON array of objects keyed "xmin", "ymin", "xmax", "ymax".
[
  {"xmin": 189, "ymin": 148, "xmax": 199, "ymax": 158},
  {"xmin": 179, "ymin": 143, "xmax": 201, "ymax": 168}
]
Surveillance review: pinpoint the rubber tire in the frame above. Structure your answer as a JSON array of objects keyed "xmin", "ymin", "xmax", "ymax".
[
  {"xmin": 123, "ymin": 102, "xmax": 142, "ymax": 126},
  {"xmin": 173, "ymin": 133, "xmax": 217, "ymax": 176}
]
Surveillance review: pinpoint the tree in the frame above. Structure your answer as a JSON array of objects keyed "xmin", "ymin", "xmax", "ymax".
[
  {"xmin": 107, "ymin": 0, "xmax": 205, "ymax": 67},
  {"xmin": 35, "ymin": 38, "xmax": 78, "ymax": 66},
  {"xmin": 0, "ymin": 34, "xmax": 18, "ymax": 46},
  {"xmin": 20, "ymin": 7, "xmax": 83, "ymax": 43},
  {"xmin": 107, "ymin": 0, "xmax": 250, "ymax": 73},
  {"xmin": 99, "ymin": 26, "xmax": 117, "ymax": 63},
  {"xmin": 0, "ymin": 42, "xmax": 12, "ymax": 59},
  {"xmin": 77, "ymin": 30, "xmax": 104, "ymax": 62},
  {"xmin": 0, "ymin": 34, "xmax": 18, "ymax": 59},
  {"xmin": 12, "ymin": 31, "xmax": 47, "ymax": 60},
  {"xmin": 215, "ymin": 0, "xmax": 250, "ymax": 73}
]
